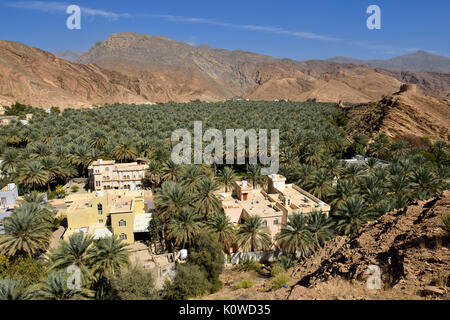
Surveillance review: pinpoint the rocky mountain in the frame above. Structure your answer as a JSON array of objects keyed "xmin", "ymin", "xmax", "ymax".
[
  {"xmin": 0, "ymin": 32, "xmax": 449, "ymax": 108},
  {"xmin": 53, "ymin": 50, "xmax": 85, "ymax": 62},
  {"xmin": 344, "ymin": 85, "xmax": 450, "ymax": 143},
  {"xmin": 0, "ymin": 40, "xmax": 151, "ymax": 108},
  {"xmin": 287, "ymin": 190, "xmax": 450, "ymax": 300},
  {"xmin": 329, "ymin": 51, "xmax": 450, "ymax": 74}
]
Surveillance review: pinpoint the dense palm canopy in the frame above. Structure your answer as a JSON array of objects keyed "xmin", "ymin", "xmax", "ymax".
[{"xmin": 0, "ymin": 100, "xmax": 448, "ymax": 300}]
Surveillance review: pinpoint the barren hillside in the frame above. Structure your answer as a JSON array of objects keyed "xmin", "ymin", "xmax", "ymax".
[
  {"xmin": 288, "ymin": 190, "xmax": 450, "ymax": 300},
  {"xmin": 1, "ymin": 32, "xmax": 449, "ymax": 107},
  {"xmin": 344, "ymin": 87, "xmax": 450, "ymax": 143},
  {"xmin": 0, "ymin": 40, "xmax": 152, "ymax": 108}
]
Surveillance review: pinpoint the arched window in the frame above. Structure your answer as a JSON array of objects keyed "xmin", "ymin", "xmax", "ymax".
[
  {"xmin": 119, "ymin": 234, "xmax": 127, "ymax": 240},
  {"xmin": 119, "ymin": 220, "xmax": 127, "ymax": 227},
  {"xmin": 98, "ymin": 204, "xmax": 103, "ymax": 215}
]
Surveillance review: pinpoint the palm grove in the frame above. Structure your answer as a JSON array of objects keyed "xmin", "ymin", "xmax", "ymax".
[{"xmin": 0, "ymin": 101, "xmax": 448, "ymax": 299}]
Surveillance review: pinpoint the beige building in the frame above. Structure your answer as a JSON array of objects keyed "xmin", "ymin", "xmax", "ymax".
[
  {"xmin": 88, "ymin": 159, "xmax": 148, "ymax": 191},
  {"xmin": 61, "ymin": 189, "xmax": 153, "ymax": 244},
  {"xmin": 220, "ymin": 174, "xmax": 330, "ymax": 250}
]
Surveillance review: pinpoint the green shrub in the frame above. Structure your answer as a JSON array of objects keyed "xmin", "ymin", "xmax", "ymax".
[
  {"xmin": 279, "ymin": 255, "xmax": 295, "ymax": 271},
  {"xmin": 4, "ymin": 256, "xmax": 47, "ymax": 286},
  {"xmin": 270, "ymin": 264, "xmax": 285, "ymax": 277},
  {"xmin": 109, "ymin": 266, "xmax": 158, "ymax": 300},
  {"xmin": 0, "ymin": 254, "xmax": 9, "ymax": 278},
  {"xmin": 272, "ymin": 274, "xmax": 288, "ymax": 290},
  {"xmin": 56, "ymin": 186, "xmax": 67, "ymax": 199},
  {"xmin": 237, "ymin": 256, "xmax": 259, "ymax": 272},
  {"xmin": 442, "ymin": 212, "xmax": 450, "ymax": 233},
  {"xmin": 188, "ymin": 232, "xmax": 224, "ymax": 284},
  {"xmin": 164, "ymin": 264, "xmax": 211, "ymax": 300},
  {"xmin": 232, "ymin": 279, "xmax": 254, "ymax": 290},
  {"xmin": 70, "ymin": 185, "xmax": 80, "ymax": 193}
]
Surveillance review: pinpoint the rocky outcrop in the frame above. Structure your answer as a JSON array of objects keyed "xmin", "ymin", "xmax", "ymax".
[{"xmin": 288, "ymin": 191, "xmax": 450, "ymax": 300}]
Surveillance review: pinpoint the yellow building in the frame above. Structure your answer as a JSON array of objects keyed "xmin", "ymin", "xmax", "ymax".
[{"xmin": 62, "ymin": 189, "xmax": 153, "ymax": 244}]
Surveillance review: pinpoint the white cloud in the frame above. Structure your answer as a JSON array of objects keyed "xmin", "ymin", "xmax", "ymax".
[
  {"xmin": 3, "ymin": 1, "xmax": 131, "ymax": 20},
  {"xmin": 4, "ymin": 2, "xmax": 437, "ymax": 55}
]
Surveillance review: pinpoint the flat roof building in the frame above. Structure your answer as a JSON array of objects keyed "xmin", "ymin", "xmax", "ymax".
[
  {"xmin": 88, "ymin": 159, "xmax": 148, "ymax": 192},
  {"xmin": 219, "ymin": 175, "xmax": 330, "ymax": 251},
  {"xmin": 61, "ymin": 189, "xmax": 154, "ymax": 244}
]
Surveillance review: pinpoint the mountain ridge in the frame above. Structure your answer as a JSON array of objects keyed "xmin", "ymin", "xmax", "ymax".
[{"xmin": 329, "ymin": 51, "xmax": 450, "ymax": 74}]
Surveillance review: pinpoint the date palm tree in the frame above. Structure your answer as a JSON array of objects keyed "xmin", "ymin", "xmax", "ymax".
[
  {"xmin": 145, "ymin": 160, "xmax": 162, "ymax": 192},
  {"xmin": 0, "ymin": 278, "xmax": 35, "ymax": 300},
  {"xmin": 329, "ymin": 179, "xmax": 359, "ymax": 212},
  {"xmin": 34, "ymin": 272, "xmax": 92, "ymax": 300},
  {"xmin": 167, "ymin": 207, "xmax": 204, "ymax": 248},
  {"xmin": 90, "ymin": 236, "xmax": 130, "ymax": 278},
  {"xmin": 180, "ymin": 165, "xmax": 204, "ymax": 194},
  {"xmin": 161, "ymin": 160, "xmax": 181, "ymax": 182},
  {"xmin": 16, "ymin": 160, "xmax": 49, "ymax": 191},
  {"xmin": 0, "ymin": 203, "xmax": 53, "ymax": 258},
  {"xmin": 278, "ymin": 213, "xmax": 315, "ymax": 258},
  {"xmin": 207, "ymin": 213, "xmax": 236, "ymax": 253},
  {"xmin": 113, "ymin": 139, "xmax": 138, "ymax": 163},
  {"xmin": 409, "ymin": 166, "xmax": 441, "ymax": 200},
  {"xmin": 307, "ymin": 211, "xmax": 335, "ymax": 247},
  {"xmin": 305, "ymin": 168, "xmax": 333, "ymax": 200},
  {"xmin": 237, "ymin": 215, "xmax": 271, "ymax": 253},
  {"xmin": 336, "ymin": 196, "xmax": 372, "ymax": 235},
  {"xmin": 154, "ymin": 181, "xmax": 190, "ymax": 250},
  {"xmin": 0, "ymin": 148, "xmax": 21, "ymax": 175},
  {"xmin": 48, "ymin": 233, "xmax": 96, "ymax": 286},
  {"xmin": 217, "ymin": 166, "xmax": 237, "ymax": 193},
  {"xmin": 192, "ymin": 178, "xmax": 222, "ymax": 218}
]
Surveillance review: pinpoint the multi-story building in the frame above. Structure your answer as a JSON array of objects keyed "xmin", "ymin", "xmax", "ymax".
[
  {"xmin": 88, "ymin": 159, "xmax": 148, "ymax": 191},
  {"xmin": 220, "ymin": 174, "xmax": 330, "ymax": 250},
  {"xmin": 61, "ymin": 189, "xmax": 153, "ymax": 244}
]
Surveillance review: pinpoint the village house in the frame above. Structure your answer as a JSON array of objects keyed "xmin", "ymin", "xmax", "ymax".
[
  {"xmin": 219, "ymin": 174, "xmax": 330, "ymax": 251},
  {"xmin": 0, "ymin": 183, "xmax": 19, "ymax": 235},
  {"xmin": 88, "ymin": 159, "xmax": 148, "ymax": 191},
  {"xmin": 0, "ymin": 183, "xmax": 19, "ymax": 211},
  {"xmin": 60, "ymin": 189, "xmax": 154, "ymax": 244}
]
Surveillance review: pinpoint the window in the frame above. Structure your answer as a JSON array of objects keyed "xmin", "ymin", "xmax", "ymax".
[
  {"xmin": 99, "ymin": 219, "xmax": 104, "ymax": 224},
  {"xmin": 98, "ymin": 204, "xmax": 103, "ymax": 215},
  {"xmin": 119, "ymin": 234, "xmax": 127, "ymax": 240},
  {"xmin": 262, "ymin": 220, "xmax": 267, "ymax": 227},
  {"xmin": 274, "ymin": 219, "xmax": 279, "ymax": 225},
  {"xmin": 119, "ymin": 220, "xmax": 126, "ymax": 227}
]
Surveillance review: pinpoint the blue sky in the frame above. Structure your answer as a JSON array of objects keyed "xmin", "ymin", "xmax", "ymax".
[{"xmin": 0, "ymin": 0, "xmax": 449, "ymax": 60}]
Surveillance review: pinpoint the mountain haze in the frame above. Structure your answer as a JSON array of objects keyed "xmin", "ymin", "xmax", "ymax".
[{"xmin": 329, "ymin": 51, "xmax": 450, "ymax": 74}]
